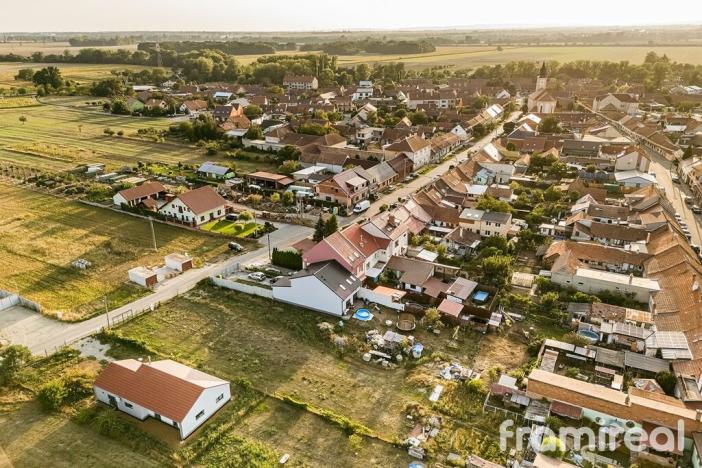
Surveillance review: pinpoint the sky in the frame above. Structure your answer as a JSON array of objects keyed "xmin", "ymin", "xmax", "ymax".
[{"xmin": 2, "ymin": 0, "xmax": 702, "ymax": 32}]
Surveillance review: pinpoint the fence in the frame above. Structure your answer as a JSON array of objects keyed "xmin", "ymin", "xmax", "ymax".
[{"xmin": 211, "ymin": 275, "xmax": 274, "ymax": 299}]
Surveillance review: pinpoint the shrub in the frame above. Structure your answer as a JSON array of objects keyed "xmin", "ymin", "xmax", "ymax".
[
  {"xmin": 271, "ymin": 248, "xmax": 302, "ymax": 270},
  {"xmin": 37, "ymin": 379, "xmax": 68, "ymax": 410}
]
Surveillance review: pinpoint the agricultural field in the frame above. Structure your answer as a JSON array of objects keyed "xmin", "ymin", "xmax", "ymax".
[
  {"xmin": 0, "ymin": 96, "xmax": 40, "ymax": 109},
  {"xmin": 0, "ymin": 62, "xmax": 162, "ymax": 89},
  {"xmin": 0, "ymin": 95, "xmax": 277, "ymax": 174},
  {"xmin": 0, "ymin": 42, "xmax": 139, "ymax": 57},
  {"xmin": 0, "ymin": 184, "xmax": 229, "ymax": 320},
  {"xmin": 239, "ymin": 44, "xmax": 702, "ymax": 70}
]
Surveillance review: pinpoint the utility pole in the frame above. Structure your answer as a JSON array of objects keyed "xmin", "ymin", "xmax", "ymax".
[
  {"xmin": 267, "ymin": 233, "xmax": 272, "ymax": 260},
  {"xmin": 149, "ymin": 217, "xmax": 157, "ymax": 251}
]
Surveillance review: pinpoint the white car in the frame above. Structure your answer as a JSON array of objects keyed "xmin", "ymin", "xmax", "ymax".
[{"xmin": 248, "ymin": 272, "xmax": 266, "ymax": 281}]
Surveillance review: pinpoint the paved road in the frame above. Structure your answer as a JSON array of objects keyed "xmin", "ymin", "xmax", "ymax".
[
  {"xmin": 356, "ymin": 111, "xmax": 522, "ymax": 221},
  {"xmin": 646, "ymin": 150, "xmax": 702, "ymax": 246},
  {"xmin": 0, "ymin": 222, "xmax": 312, "ymax": 355}
]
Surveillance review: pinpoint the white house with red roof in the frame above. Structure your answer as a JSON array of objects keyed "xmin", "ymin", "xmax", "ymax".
[
  {"xmin": 93, "ymin": 359, "xmax": 230, "ymax": 439},
  {"xmin": 159, "ymin": 186, "xmax": 228, "ymax": 226},
  {"xmin": 386, "ymin": 135, "xmax": 432, "ymax": 170}
]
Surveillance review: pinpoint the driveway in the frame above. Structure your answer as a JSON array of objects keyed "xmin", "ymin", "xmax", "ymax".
[{"xmin": 0, "ymin": 222, "xmax": 313, "ymax": 355}]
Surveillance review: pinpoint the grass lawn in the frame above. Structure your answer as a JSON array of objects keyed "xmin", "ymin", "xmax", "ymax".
[
  {"xmin": 0, "ymin": 61, "xmax": 154, "ymax": 89},
  {"xmin": 201, "ymin": 220, "xmax": 261, "ymax": 238},
  {"xmin": 0, "ymin": 184, "xmax": 228, "ymax": 320}
]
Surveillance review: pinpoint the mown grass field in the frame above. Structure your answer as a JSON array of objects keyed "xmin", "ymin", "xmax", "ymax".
[
  {"xmin": 0, "ymin": 184, "xmax": 228, "ymax": 320},
  {"xmin": 0, "ymin": 42, "xmax": 139, "ymax": 57},
  {"xmin": 239, "ymin": 44, "xmax": 702, "ymax": 70},
  {"xmin": 0, "ymin": 95, "xmax": 277, "ymax": 174},
  {"xmin": 0, "ymin": 61, "xmax": 156, "ymax": 89}
]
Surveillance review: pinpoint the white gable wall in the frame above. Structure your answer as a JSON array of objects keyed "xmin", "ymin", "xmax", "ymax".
[
  {"xmin": 180, "ymin": 383, "xmax": 231, "ymax": 439},
  {"xmin": 273, "ymin": 275, "xmax": 355, "ymax": 316}
]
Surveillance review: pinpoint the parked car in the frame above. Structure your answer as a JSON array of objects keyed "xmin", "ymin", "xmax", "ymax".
[
  {"xmin": 675, "ymin": 212, "xmax": 682, "ymax": 220},
  {"xmin": 228, "ymin": 241, "xmax": 243, "ymax": 252},
  {"xmin": 387, "ymin": 185, "xmax": 397, "ymax": 191},
  {"xmin": 226, "ymin": 213, "xmax": 238, "ymax": 221},
  {"xmin": 264, "ymin": 267, "xmax": 281, "ymax": 276},
  {"xmin": 692, "ymin": 244, "xmax": 700, "ymax": 254},
  {"xmin": 693, "ymin": 205, "xmax": 702, "ymax": 214},
  {"xmin": 685, "ymin": 195, "xmax": 694, "ymax": 205},
  {"xmin": 672, "ymin": 174, "xmax": 680, "ymax": 183},
  {"xmin": 247, "ymin": 272, "xmax": 266, "ymax": 281},
  {"xmin": 353, "ymin": 200, "xmax": 371, "ymax": 213}
]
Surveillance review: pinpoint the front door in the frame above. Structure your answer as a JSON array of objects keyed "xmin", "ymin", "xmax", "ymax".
[{"xmin": 107, "ymin": 395, "xmax": 117, "ymax": 408}]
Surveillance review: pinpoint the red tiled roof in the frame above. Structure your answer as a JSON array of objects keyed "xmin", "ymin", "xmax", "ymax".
[
  {"xmin": 176, "ymin": 186, "xmax": 227, "ymax": 215},
  {"xmin": 116, "ymin": 181, "xmax": 165, "ymax": 203}
]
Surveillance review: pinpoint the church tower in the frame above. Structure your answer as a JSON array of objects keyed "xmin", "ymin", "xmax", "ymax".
[{"xmin": 536, "ymin": 61, "xmax": 548, "ymax": 92}]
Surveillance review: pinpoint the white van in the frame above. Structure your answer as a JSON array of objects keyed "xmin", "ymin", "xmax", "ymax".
[{"xmin": 353, "ymin": 200, "xmax": 371, "ymax": 213}]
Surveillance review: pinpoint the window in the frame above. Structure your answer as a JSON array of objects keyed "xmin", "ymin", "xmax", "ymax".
[
  {"xmin": 216, "ymin": 394, "xmax": 224, "ymax": 403},
  {"xmin": 195, "ymin": 410, "xmax": 205, "ymax": 420},
  {"xmin": 200, "ymin": 216, "xmax": 205, "ymax": 222},
  {"xmin": 124, "ymin": 402, "xmax": 133, "ymax": 409}
]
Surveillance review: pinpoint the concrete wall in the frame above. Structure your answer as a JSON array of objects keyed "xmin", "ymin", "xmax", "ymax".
[
  {"xmin": 211, "ymin": 276, "xmax": 273, "ymax": 299},
  {"xmin": 358, "ymin": 287, "xmax": 405, "ymax": 311},
  {"xmin": 0, "ymin": 289, "xmax": 42, "ymax": 312}
]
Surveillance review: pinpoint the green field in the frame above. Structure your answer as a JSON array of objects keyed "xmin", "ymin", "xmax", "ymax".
[
  {"xmin": 0, "ymin": 62, "xmax": 160, "ymax": 88},
  {"xmin": 0, "ymin": 184, "xmax": 229, "ymax": 320},
  {"xmin": 240, "ymin": 44, "xmax": 702, "ymax": 70},
  {"xmin": 0, "ymin": 95, "xmax": 277, "ymax": 174}
]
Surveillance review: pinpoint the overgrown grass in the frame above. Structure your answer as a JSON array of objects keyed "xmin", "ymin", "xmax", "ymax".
[{"xmin": 0, "ymin": 184, "xmax": 228, "ymax": 319}]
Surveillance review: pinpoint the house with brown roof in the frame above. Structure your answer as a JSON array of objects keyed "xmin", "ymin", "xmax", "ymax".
[
  {"xmin": 113, "ymin": 181, "xmax": 166, "ymax": 208},
  {"xmin": 386, "ymin": 135, "xmax": 432, "ymax": 170},
  {"xmin": 179, "ymin": 99, "xmax": 208, "ymax": 117},
  {"xmin": 94, "ymin": 359, "xmax": 230, "ymax": 439},
  {"xmin": 315, "ymin": 167, "xmax": 373, "ymax": 208},
  {"xmin": 159, "ymin": 186, "xmax": 228, "ymax": 226},
  {"xmin": 246, "ymin": 171, "xmax": 294, "ymax": 190}
]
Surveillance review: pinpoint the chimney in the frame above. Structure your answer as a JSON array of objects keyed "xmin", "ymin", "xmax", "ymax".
[{"xmin": 388, "ymin": 214, "xmax": 396, "ymax": 226}]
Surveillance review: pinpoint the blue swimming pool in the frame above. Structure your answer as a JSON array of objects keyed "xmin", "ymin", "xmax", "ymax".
[
  {"xmin": 473, "ymin": 291, "xmax": 489, "ymax": 303},
  {"xmin": 578, "ymin": 329, "xmax": 600, "ymax": 343},
  {"xmin": 353, "ymin": 308, "xmax": 372, "ymax": 321}
]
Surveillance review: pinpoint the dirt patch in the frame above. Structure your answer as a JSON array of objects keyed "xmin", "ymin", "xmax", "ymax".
[{"xmin": 472, "ymin": 332, "xmax": 529, "ymax": 373}]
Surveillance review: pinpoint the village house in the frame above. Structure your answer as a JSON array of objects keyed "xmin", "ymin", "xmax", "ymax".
[
  {"xmin": 593, "ymin": 93, "xmax": 640, "ymax": 115},
  {"xmin": 196, "ymin": 162, "xmax": 235, "ymax": 180},
  {"xmin": 179, "ymin": 99, "xmax": 208, "ymax": 117},
  {"xmin": 272, "ymin": 260, "xmax": 360, "ymax": 316},
  {"xmin": 386, "ymin": 135, "xmax": 432, "ymax": 170},
  {"xmin": 527, "ymin": 63, "xmax": 557, "ymax": 113},
  {"xmin": 246, "ymin": 171, "xmax": 294, "ymax": 190},
  {"xmin": 314, "ymin": 167, "xmax": 373, "ymax": 208},
  {"xmin": 283, "ymin": 74, "xmax": 318, "ymax": 90},
  {"xmin": 159, "ymin": 186, "xmax": 228, "ymax": 226},
  {"xmin": 458, "ymin": 209, "xmax": 513, "ymax": 237},
  {"xmin": 93, "ymin": 359, "xmax": 230, "ymax": 440},
  {"xmin": 113, "ymin": 181, "xmax": 167, "ymax": 208}
]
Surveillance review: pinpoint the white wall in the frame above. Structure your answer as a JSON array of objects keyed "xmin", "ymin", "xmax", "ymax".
[
  {"xmin": 94, "ymin": 385, "xmax": 150, "ymax": 420},
  {"xmin": 357, "ymin": 287, "xmax": 405, "ymax": 311},
  {"xmin": 211, "ymin": 276, "xmax": 274, "ymax": 299},
  {"xmin": 273, "ymin": 275, "xmax": 351, "ymax": 316},
  {"xmin": 160, "ymin": 198, "xmax": 225, "ymax": 226},
  {"xmin": 180, "ymin": 383, "xmax": 231, "ymax": 439}
]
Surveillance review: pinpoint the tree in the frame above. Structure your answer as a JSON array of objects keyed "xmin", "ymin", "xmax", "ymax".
[
  {"xmin": 656, "ymin": 371, "xmax": 677, "ymax": 395},
  {"xmin": 324, "ymin": 214, "xmax": 338, "ymax": 236},
  {"xmin": 0, "ymin": 345, "xmax": 32, "ymax": 386},
  {"xmin": 538, "ymin": 116, "xmax": 561, "ymax": 134},
  {"xmin": 278, "ymin": 160, "xmax": 301, "ymax": 174},
  {"xmin": 424, "ymin": 307, "xmax": 442, "ymax": 327},
  {"xmin": 683, "ymin": 145, "xmax": 694, "ymax": 160},
  {"xmin": 476, "ymin": 195, "xmax": 512, "ymax": 213},
  {"xmin": 479, "ymin": 255, "xmax": 513, "ymax": 288},
  {"xmin": 313, "ymin": 215, "xmax": 326, "ymax": 242},
  {"xmin": 244, "ymin": 125, "xmax": 264, "ymax": 140},
  {"xmin": 282, "ymin": 191, "xmax": 294, "ymax": 205},
  {"xmin": 18, "ymin": 115, "xmax": 27, "ymax": 125},
  {"xmin": 270, "ymin": 192, "xmax": 281, "ymax": 204},
  {"xmin": 249, "ymin": 194, "xmax": 262, "ymax": 206},
  {"xmin": 37, "ymin": 379, "xmax": 68, "ymax": 411},
  {"xmin": 110, "ymin": 98, "xmax": 130, "ymax": 115},
  {"xmin": 14, "ymin": 68, "xmax": 34, "ymax": 81},
  {"xmin": 244, "ymin": 104, "xmax": 262, "ymax": 119},
  {"xmin": 31, "ymin": 66, "xmax": 63, "ymax": 89},
  {"xmin": 90, "ymin": 78, "xmax": 126, "ymax": 97}
]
